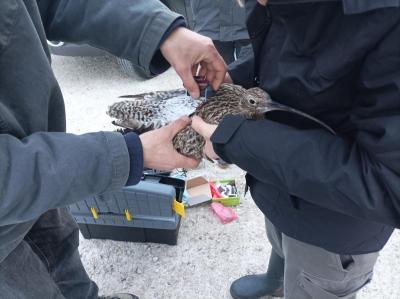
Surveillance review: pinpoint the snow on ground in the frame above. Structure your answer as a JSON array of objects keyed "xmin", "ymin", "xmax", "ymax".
[{"xmin": 52, "ymin": 55, "xmax": 400, "ymax": 299}]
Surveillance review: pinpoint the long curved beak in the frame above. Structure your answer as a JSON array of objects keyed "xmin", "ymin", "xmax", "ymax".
[{"xmin": 257, "ymin": 100, "xmax": 336, "ymax": 135}]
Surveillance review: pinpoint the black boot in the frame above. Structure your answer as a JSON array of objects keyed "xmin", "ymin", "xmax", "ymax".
[{"xmin": 230, "ymin": 250, "xmax": 284, "ymax": 299}]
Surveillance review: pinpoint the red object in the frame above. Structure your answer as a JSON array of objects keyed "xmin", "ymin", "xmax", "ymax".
[
  {"xmin": 194, "ymin": 75, "xmax": 209, "ymax": 90},
  {"xmin": 210, "ymin": 182, "xmax": 223, "ymax": 198},
  {"xmin": 211, "ymin": 202, "xmax": 238, "ymax": 224}
]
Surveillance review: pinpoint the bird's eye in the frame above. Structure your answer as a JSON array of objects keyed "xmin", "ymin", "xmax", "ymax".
[{"xmin": 249, "ymin": 99, "xmax": 256, "ymax": 105}]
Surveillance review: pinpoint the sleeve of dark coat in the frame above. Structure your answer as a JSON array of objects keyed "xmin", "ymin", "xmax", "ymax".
[
  {"xmin": 36, "ymin": 0, "xmax": 184, "ymax": 77},
  {"xmin": 227, "ymin": 44, "xmax": 256, "ymax": 88},
  {"xmin": 211, "ymin": 19, "xmax": 400, "ymax": 228},
  {"xmin": 226, "ymin": 0, "xmax": 259, "ymax": 88}
]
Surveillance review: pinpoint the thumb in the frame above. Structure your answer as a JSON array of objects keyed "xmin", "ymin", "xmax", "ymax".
[
  {"xmin": 173, "ymin": 153, "xmax": 200, "ymax": 169},
  {"xmin": 167, "ymin": 116, "xmax": 191, "ymax": 136},
  {"xmin": 191, "ymin": 116, "xmax": 211, "ymax": 138}
]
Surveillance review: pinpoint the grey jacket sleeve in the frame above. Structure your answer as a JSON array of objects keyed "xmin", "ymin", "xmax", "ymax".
[
  {"xmin": 37, "ymin": 0, "xmax": 184, "ymax": 76},
  {"xmin": 0, "ymin": 131, "xmax": 129, "ymax": 226}
]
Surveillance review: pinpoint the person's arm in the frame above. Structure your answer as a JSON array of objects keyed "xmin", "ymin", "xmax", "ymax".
[
  {"xmin": 193, "ymin": 19, "xmax": 400, "ymax": 227},
  {"xmin": 0, "ymin": 116, "xmax": 197, "ymax": 226},
  {"xmin": 37, "ymin": 0, "xmax": 181, "ymax": 77},
  {"xmin": 0, "ymin": 131, "xmax": 129, "ymax": 226},
  {"xmin": 37, "ymin": 0, "xmax": 226, "ymax": 98},
  {"xmin": 211, "ymin": 115, "xmax": 400, "ymax": 227}
]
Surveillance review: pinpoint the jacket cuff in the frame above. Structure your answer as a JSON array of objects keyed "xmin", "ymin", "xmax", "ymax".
[
  {"xmin": 103, "ymin": 132, "xmax": 131, "ymax": 190},
  {"xmin": 139, "ymin": 11, "xmax": 185, "ymax": 76},
  {"xmin": 211, "ymin": 114, "xmax": 247, "ymax": 163},
  {"xmin": 123, "ymin": 132, "xmax": 144, "ymax": 185}
]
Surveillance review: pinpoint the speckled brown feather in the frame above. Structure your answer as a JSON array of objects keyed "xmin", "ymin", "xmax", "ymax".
[
  {"xmin": 171, "ymin": 84, "xmax": 272, "ymax": 159},
  {"xmin": 108, "ymin": 84, "xmax": 271, "ymax": 160}
]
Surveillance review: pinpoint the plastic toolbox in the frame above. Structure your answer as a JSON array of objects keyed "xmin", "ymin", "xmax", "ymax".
[{"xmin": 69, "ymin": 175, "xmax": 185, "ymax": 245}]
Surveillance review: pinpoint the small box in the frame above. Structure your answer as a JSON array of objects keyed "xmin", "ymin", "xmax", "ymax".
[
  {"xmin": 69, "ymin": 175, "xmax": 185, "ymax": 245},
  {"xmin": 210, "ymin": 178, "xmax": 240, "ymax": 206},
  {"xmin": 185, "ymin": 176, "xmax": 212, "ymax": 207},
  {"xmin": 185, "ymin": 176, "xmax": 240, "ymax": 207}
]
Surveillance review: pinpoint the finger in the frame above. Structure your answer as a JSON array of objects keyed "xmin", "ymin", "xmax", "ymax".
[
  {"xmin": 174, "ymin": 153, "xmax": 200, "ymax": 169},
  {"xmin": 223, "ymin": 72, "xmax": 233, "ymax": 84},
  {"xmin": 205, "ymin": 67, "xmax": 216, "ymax": 88},
  {"xmin": 210, "ymin": 67, "xmax": 227, "ymax": 91},
  {"xmin": 177, "ymin": 66, "xmax": 200, "ymax": 98},
  {"xmin": 167, "ymin": 116, "xmax": 191, "ymax": 136},
  {"xmin": 191, "ymin": 116, "xmax": 210, "ymax": 137},
  {"xmin": 205, "ymin": 141, "xmax": 219, "ymax": 160},
  {"xmin": 206, "ymin": 53, "xmax": 227, "ymax": 91}
]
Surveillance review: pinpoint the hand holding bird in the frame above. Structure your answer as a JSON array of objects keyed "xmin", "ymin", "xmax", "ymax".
[
  {"xmin": 139, "ymin": 116, "xmax": 200, "ymax": 170},
  {"xmin": 190, "ymin": 116, "xmax": 219, "ymax": 160}
]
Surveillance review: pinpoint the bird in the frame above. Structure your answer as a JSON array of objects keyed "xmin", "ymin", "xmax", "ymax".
[{"xmin": 107, "ymin": 83, "xmax": 334, "ymax": 160}]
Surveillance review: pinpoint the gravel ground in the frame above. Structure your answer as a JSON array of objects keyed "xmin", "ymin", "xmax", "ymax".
[{"xmin": 52, "ymin": 55, "xmax": 400, "ymax": 299}]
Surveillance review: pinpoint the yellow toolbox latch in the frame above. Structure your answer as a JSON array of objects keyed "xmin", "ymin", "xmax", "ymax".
[
  {"xmin": 124, "ymin": 209, "xmax": 133, "ymax": 221},
  {"xmin": 90, "ymin": 207, "xmax": 99, "ymax": 219},
  {"xmin": 173, "ymin": 198, "xmax": 185, "ymax": 217}
]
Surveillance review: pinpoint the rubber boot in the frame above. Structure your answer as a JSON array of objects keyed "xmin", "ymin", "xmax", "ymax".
[{"xmin": 230, "ymin": 250, "xmax": 284, "ymax": 299}]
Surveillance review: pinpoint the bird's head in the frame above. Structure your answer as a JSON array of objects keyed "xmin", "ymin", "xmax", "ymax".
[{"xmin": 238, "ymin": 87, "xmax": 272, "ymax": 118}]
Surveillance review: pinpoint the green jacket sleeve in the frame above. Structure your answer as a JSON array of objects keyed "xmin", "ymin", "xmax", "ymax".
[{"xmin": 37, "ymin": 0, "xmax": 184, "ymax": 76}]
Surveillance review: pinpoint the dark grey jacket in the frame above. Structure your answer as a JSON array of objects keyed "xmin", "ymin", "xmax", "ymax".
[
  {"xmin": 213, "ymin": 1, "xmax": 400, "ymax": 254},
  {"xmin": 0, "ymin": 0, "xmax": 181, "ymax": 262},
  {"xmin": 189, "ymin": 0, "xmax": 249, "ymax": 41}
]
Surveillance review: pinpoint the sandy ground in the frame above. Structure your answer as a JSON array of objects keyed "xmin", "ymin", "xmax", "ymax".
[{"xmin": 52, "ymin": 55, "xmax": 400, "ymax": 299}]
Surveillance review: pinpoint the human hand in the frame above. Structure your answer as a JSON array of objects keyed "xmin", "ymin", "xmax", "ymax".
[
  {"xmin": 160, "ymin": 27, "xmax": 227, "ymax": 98},
  {"xmin": 224, "ymin": 72, "xmax": 233, "ymax": 84},
  {"xmin": 191, "ymin": 116, "xmax": 219, "ymax": 160},
  {"xmin": 140, "ymin": 116, "xmax": 200, "ymax": 170}
]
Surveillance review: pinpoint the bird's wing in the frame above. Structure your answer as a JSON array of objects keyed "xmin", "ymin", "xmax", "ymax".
[
  {"xmin": 108, "ymin": 88, "xmax": 194, "ymax": 134},
  {"xmin": 107, "ymin": 99, "xmax": 166, "ymax": 134},
  {"xmin": 107, "ymin": 99, "xmax": 156, "ymax": 121},
  {"xmin": 118, "ymin": 88, "xmax": 186, "ymax": 101}
]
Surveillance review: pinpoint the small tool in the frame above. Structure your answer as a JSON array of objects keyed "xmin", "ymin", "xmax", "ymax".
[{"xmin": 187, "ymin": 75, "xmax": 216, "ymax": 100}]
